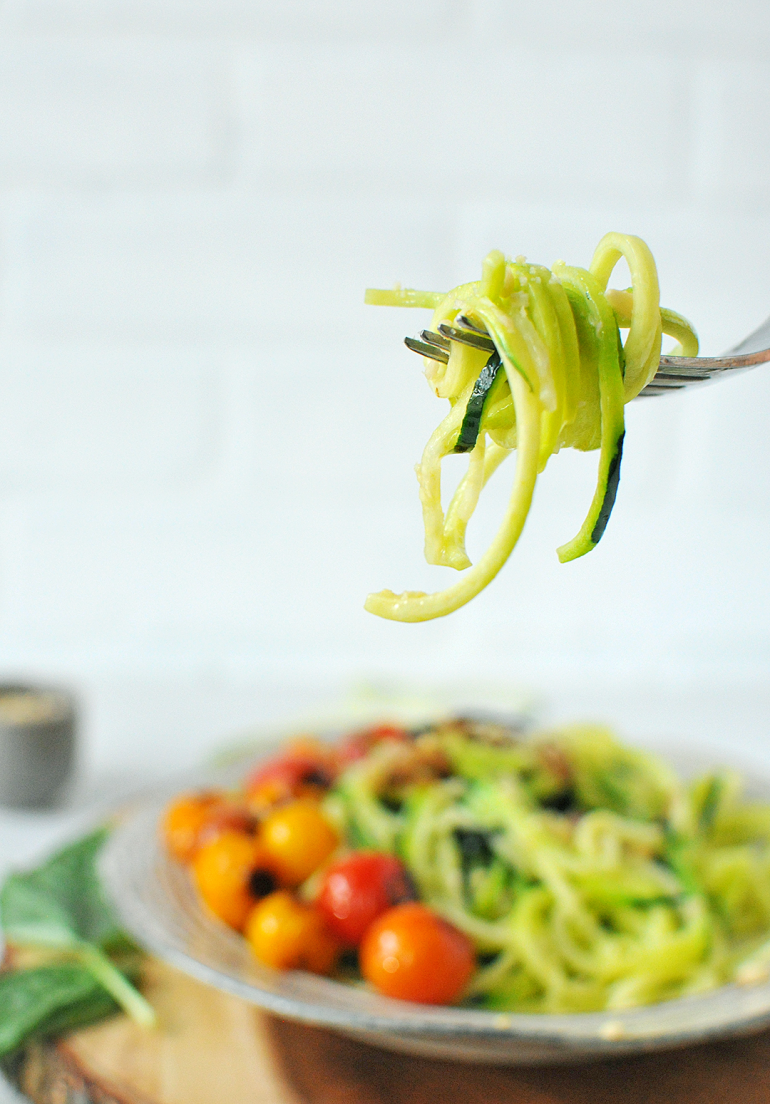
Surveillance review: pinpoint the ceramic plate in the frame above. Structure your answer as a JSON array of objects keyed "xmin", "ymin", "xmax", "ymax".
[{"xmin": 100, "ymin": 743, "xmax": 770, "ymax": 1065}]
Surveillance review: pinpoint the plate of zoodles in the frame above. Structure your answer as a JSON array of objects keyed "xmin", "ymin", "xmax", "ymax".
[{"xmin": 101, "ymin": 716, "xmax": 770, "ymax": 1063}]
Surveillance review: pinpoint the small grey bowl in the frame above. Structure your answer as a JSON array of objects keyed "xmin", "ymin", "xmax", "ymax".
[{"xmin": 0, "ymin": 683, "xmax": 76, "ymax": 809}]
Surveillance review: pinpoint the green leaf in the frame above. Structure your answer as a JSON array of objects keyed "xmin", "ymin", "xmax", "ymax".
[
  {"xmin": 0, "ymin": 964, "xmax": 113, "ymax": 1057},
  {"xmin": 33, "ymin": 988, "xmax": 118, "ymax": 1042},
  {"xmin": 0, "ymin": 829, "xmax": 156, "ymax": 1033},
  {"xmin": 1, "ymin": 829, "xmax": 123, "ymax": 951}
]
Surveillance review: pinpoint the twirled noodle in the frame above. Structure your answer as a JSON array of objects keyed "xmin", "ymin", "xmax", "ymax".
[
  {"xmin": 326, "ymin": 720, "xmax": 770, "ymax": 1013},
  {"xmin": 364, "ymin": 233, "xmax": 698, "ymax": 622}
]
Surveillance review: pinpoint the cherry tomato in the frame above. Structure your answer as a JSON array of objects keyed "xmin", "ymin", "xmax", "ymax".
[
  {"xmin": 198, "ymin": 801, "xmax": 258, "ymax": 844},
  {"xmin": 335, "ymin": 724, "xmax": 410, "ymax": 767},
  {"xmin": 245, "ymin": 891, "xmax": 339, "ymax": 974},
  {"xmin": 360, "ymin": 903, "xmax": 475, "ymax": 1005},
  {"xmin": 162, "ymin": 792, "xmax": 220, "ymax": 863},
  {"xmin": 260, "ymin": 799, "xmax": 339, "ymax": 887},
  {"xmin": 192, "ymin": 829, "xmax": 261, "ymax": 931},
  {"xmin": 317, "ymin": 851, "xmax": 415, "ymax": 946},
  {"xmin": 247, "ymin": 739, "xmax": 337, "ymax": 812}
]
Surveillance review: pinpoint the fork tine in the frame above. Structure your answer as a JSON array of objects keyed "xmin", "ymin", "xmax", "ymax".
[
  {"xmin": 420, "ymin": 330, "xmax": 451, "ymax": 352},
  {"xmin": 655, "ymin": 365, "xmax": 716, "ymax": 379},
  {"xmin": 438, "ymin": 323, "xmax": 497, "ymax": 353},
  {"xmin": 456, "ymin": 314, "xmax": 489, "ymax": 335},
  {"xmin": 653, "ymin": 372, "xmax": 713, "ymax": 383},
  {"xmin": 404, "ymin": 336, "xmax": 449, "ymax": 363}
]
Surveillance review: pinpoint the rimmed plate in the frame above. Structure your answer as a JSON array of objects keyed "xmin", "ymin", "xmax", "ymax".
[{"xmin": 100, "ymin": 744, "xmax": 770, "ymax": 1065}]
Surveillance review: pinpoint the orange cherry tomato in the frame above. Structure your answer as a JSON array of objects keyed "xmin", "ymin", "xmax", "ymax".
[
  {"xmin": 260, "ymin": 799, "xmax": 339, "ymax": 887},
  {"xmin": 245, "ymin": 891, "xmax": 339, "ymax": 974},
  {"xmin": 360, "ymin": 903, "xmax": 475, "ymax": 1005},
  {"xmin": 192, "ymin": 829, "xmax": 262, "ymax": 931},
  {"xmin": 162, "ymin": 792, "xmax": 221, "ymax": 863}
]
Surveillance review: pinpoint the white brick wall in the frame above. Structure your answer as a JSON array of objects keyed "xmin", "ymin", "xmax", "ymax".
[
  {"xmin": 0, "ymin": 1, "xmax": 768, "ymax": 770},
  {"xmin": 0, "ymin": 39, "xmax": 230, "ymax": 185}
]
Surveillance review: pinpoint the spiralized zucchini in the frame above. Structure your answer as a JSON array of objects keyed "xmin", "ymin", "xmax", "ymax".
[
  {"xmin": 326, "ymin": 720, "xmax": 770, "ymax": 1013},
  {"xmin": 364, "ymin": 234, "xmax": 698, "ymax": 622}
]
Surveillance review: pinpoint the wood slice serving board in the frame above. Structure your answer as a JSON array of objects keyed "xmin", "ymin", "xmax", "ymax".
[{"xmin": 6, "ymin": 958, "xmax": 770, "ymax": 1104}]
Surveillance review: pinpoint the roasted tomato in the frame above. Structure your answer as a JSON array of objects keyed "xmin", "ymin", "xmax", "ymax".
[
  {"xmin": 162, "ymin": 792, "xmax": 221, "ymax": 863},
  {"xmin": 245, "ymin": 891, "xmax": 339, "ymax": 974},
  {"xmin": 317, "ymin": 851, "xmax": 415, "ymax": 946},
  {"xmin": 246, "ymin": 739, "xmax": 337, "ymax": 812},
  {"xmin": 259, "ymin": 799, "xmax": 339, "ymax": 887},
  {"xmin": 360, "ymin": 903, "xmax": 475, "ymax": 1005},
  {"xmin": 163, "ymin": 792, "xmax": 257, "ymax": 864},
  {"xmin": 335, "ymin": 724, "xmax": 411, "ymax": 767}
]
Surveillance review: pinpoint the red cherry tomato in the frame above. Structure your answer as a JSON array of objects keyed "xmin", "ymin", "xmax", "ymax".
[
  {"xmin": 335, "ymin": 724, "xmax": 410, "ymax": 766},
  {"xmin": 316, "ymin": 851, "xmax": 415, "ymax": 946},
  {"xmin": 360, "ymin": 903, "xmax": 475, "ymax": 1005},
  {"xmin": 246, "ymin": 740, "xmax": 337, "ymax": 811}
]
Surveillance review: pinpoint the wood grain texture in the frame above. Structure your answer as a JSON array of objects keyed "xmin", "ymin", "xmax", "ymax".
[{"xmin": 6, "ymin": 958, "xmax": 770, "ymax": 1104}]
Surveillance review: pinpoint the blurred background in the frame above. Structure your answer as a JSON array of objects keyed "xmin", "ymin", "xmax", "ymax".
[{"xmin": 0, "ymin": 0, "xmax": 768, "ymax": 797}]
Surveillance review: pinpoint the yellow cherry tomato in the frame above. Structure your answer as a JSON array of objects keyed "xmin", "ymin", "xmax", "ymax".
[
  {"xmin": 192, "ymin": 829, "xmax": 260, "ymax": 931},
  {"xmin": 245, "ymin": 891, "xmax": 339, "ymax": 974},
  {"xmin": 260, "ymin": 799, "xmax": 339, "ymax": 887}
]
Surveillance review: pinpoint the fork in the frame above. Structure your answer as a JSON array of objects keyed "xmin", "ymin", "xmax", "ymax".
[{"xmin": 404, "ymin": 314, "xmax": 770, "ymax": 398}]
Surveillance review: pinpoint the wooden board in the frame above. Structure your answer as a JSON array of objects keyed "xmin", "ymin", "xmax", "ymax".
[{"xmin": 7, "ymin": 957, "xmax": 770, "ymax": 1104}]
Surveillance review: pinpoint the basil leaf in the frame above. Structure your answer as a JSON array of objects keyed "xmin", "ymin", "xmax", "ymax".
[
  {"xmin": 0, "ymin": 829, "xmax": 155, "ymax": 1036},
  {"xmin": 1, "ymin": 830, "xmax": 123, "ymax": 951},
  {"xmin": 0, "ymin": 964, "xmax": 113, "ymax": 1057}
]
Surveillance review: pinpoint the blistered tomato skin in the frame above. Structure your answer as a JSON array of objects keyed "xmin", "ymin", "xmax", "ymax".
[
  {"xmin": 317, "ymin": 852, "xmax": 416, "ymax": 946},
  {"xmin": 246, "ymin": 740, "xmax": 337, "ymax": 811},
  {"xmin": 245, "ymin": 891, "xmax": 339, "ymax": 974},
  {"xmin": 192, "ymin": 830, "xmax": 260, "ymax": 931},
  {"xmin": 260, "ymin": 799, "xmax": 340, "ymax": 887},
  {"xmin": 360, "ymin": 903, "xmax": 475, "ymax": 1005}
]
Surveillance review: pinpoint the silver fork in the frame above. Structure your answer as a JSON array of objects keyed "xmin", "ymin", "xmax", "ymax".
[{"xmin": 405, "ymin": 314, "xmax": 770, "ymax": 398}]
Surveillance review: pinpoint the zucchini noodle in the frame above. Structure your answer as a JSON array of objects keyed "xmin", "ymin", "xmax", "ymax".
[
  {"xmin": 364, "ymin": 234, "xmax": 698, "ymax": 622},
  {"xmin": 326, "ymin": 720, "xmax": 770, "ymax": 1013}
]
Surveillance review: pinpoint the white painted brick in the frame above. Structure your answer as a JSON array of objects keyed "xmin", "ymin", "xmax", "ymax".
[
  {"xmin": 0, "ymin": 483, "xmax": 769, "ymax": 683},
  {"xmin": 0, "ymin": 342, "xmax": 219, "ymax": 488},
  {"xmin": 237, "ymin": 44, "xmax": 689, "ymax": 203},
  {"xmin": 0, "ymin": 494, "xmax": 447, "ymax": 655},
  {"xmin": 1, "ymin": 0, "xmax": 466, "ymax": 38},
  {"xmin": 0, "ymin": 38, "xmax": 229, "ymax": 185},
  {"xmin": 706, "ymin": 63, "xmax": 770, "ymax": 207},
  {"xmin": 0, "ymin": 13, "xmax": 764, "ymax": 691},
  {"xmin": 0, "ymin": 194, "xmax": 456, "ymax": 342},
  {"xmin": 673, "ymin": 364, "xmax": 770, "ymax": 513},
  {"xmin": 460, "ymin": 502, "xmax": 770, "ymax": 661},
  {"xmin": 221, "ymin": 341, "xmax": 442, "ymax": 506},
  {"xmin": 470, "ymin": 0, "xmax": 770, "ymax": 54}
]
